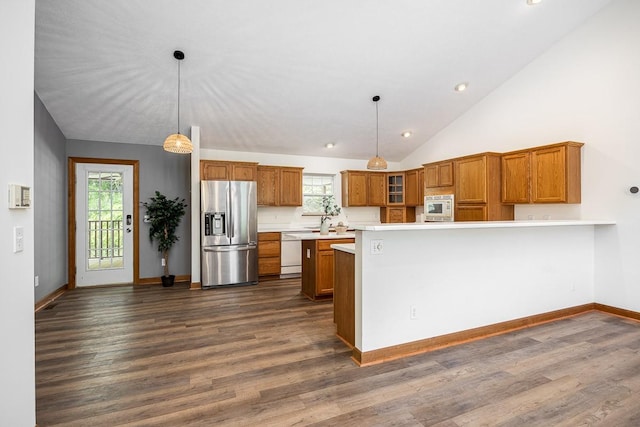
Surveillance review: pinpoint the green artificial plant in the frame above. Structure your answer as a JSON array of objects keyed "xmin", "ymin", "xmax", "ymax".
[
  {"xmin": 320, "ymin": 195, "xmax": 341, "ymax": 225},
  {"xmin": 142, "ymin": 191, "xmax": 188, "ymax": 277}
]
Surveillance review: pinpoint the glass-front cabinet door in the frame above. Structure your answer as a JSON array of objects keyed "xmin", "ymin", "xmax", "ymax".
[{"xmin": 387, "ymin": 173, "xmax": 404, "ymax": 205}]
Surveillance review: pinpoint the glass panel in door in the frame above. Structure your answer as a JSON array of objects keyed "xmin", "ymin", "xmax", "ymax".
[{"xmin": 86, "ymin": 171, "xmax": 124, "ymax": 270}]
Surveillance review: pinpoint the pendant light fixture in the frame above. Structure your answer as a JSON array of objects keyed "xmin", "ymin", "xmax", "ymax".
[
  {"xmin": 163, "ymin": 50, "xmax": 193, "ymax": 154},
  {"xmin": 367, "ymin": 95, "xmax": 388, "ymax": 170}
]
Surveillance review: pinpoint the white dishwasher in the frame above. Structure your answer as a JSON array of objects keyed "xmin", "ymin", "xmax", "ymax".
[{"xmin": 280, "ymin": 232, "xmax": 311, "ymax": 277}]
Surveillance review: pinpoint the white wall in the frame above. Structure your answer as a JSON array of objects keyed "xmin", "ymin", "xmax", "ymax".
[
  {"xmin": 0, "ymin": 0, "xmax": 36, "ymax": 425},
  {"xmin": 401, "ymin": 0, "xmax": 640, "ymax": 311},
  {"xmin": 190, "ymin": 127, "xmax": 201, "ymax": 284},
  {"xmin": 357, "ymin": 225, "xmax": 598, "ymax": 352},
  {"xmin": 201, "ymin": 148, "xmax": 403, "ymax": 227}
]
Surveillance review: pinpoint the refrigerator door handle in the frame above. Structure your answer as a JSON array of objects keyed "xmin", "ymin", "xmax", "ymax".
[
  {"xmin": 203, "ymin": 244, "xmax": 256, "ymax": 252},
  {"xmin": 227, "ymin": 186, "xmax": 234, "ymax": 239}
]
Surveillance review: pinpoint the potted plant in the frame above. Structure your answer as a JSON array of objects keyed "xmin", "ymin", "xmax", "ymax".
[
  {"xmin": 141, "ymin": 191, "xmax": 188, "ymax": 287},
  {"xmin": 320, "ymin": 195, "xmax": 341, "ymax": 235}
]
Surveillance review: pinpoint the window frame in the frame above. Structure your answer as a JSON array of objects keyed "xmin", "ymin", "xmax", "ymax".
[{"xmin": 302, "ymin": 173, "xmax": 336, "ymax": 216}]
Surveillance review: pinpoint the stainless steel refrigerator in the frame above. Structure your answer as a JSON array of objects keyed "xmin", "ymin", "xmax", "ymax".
[{"xmin": 201, "ymin": 180, "xmax": 258, "ymax": 288}]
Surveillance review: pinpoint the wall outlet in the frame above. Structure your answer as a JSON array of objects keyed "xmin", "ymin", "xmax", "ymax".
[
  {"xmin": 410, "ymin": 305, "xmax": 417, "ymax": 320},
  {"xmin": 371, "ymin": 239, "xmax": 384, "ymax": 255},
  {"xmin": 34, "ymin": 276, "xmax": 39, "ymax": 287},
  {"xmin": 161, "ymin": 258, "xmax": 166, "ymax": 266}
]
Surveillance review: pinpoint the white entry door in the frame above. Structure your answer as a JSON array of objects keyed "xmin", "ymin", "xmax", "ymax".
[{"xmin": 75, "ymin": 163, "xmax": 134, "ymax": 286}]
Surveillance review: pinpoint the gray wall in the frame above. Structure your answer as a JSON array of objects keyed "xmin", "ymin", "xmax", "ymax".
[
  {"xmin": 66, "ymin": 139, "xmax": 191, "ymax": 279},
  {"xmin": 34, "ymin": 93, "xmax": 67, "ymax": 302}
]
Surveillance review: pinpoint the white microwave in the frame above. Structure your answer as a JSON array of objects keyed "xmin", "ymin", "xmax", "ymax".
[{"xmin": 424, "ymin": 194, "xmax": 454, "ymax": 222}]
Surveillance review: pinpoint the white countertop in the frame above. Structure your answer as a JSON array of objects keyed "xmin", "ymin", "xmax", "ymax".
[
  {"xmin": 258, "ymin": 222, "xmax": 378, "ymax": 233},
  {"xmin": 331, "ymin": 243, "xmax": 355, "ymax": 254},
  {"xmin": 354, "ymin": 220, "xmax": 616, "ymax": 231},
  {"xmin": 258, "ymin": 225, "xmax": 314, "ymax": 233},
  {"xmin": 283, "ymin": 232, "xmax": 356, "ymax": 240}
]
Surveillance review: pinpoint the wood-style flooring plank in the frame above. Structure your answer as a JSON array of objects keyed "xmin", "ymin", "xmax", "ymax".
[{"xmin": 36, "ymin": 279, "xmax": 640, "ymax": 426}]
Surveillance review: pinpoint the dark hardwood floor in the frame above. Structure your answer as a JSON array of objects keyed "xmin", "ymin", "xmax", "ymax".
[{"xmin": 36, "ymin": 278, "xmax": 640, "ymax": 426}]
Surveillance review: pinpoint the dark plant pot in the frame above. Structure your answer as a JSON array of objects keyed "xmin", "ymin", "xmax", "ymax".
[{"xmin": 161, "ymin": 275, "xmax": 175, "ymax": 287}]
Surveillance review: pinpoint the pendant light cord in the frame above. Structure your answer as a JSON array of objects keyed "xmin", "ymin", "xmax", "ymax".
[
  {"xmin": 375, "ymin": 100, "xmax": 379, "ymax": 157},
  {"xmin": 177, "ymin": 59, "xmax": 181, "ymax": 135},
  {"xmin": 366, "ymin": 95, "xmax": 386, "ymax": 170}
]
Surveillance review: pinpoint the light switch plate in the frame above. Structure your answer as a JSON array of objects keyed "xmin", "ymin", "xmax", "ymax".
[{"xmin": 13, "ymin": 226, "xmax": 24, "ymax": 253}]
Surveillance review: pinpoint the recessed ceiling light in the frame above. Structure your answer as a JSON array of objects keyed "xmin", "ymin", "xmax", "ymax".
[
  {"xmin": 454, "ymin": 82, "xmax": 468, "ymax": 92},
  {"xmin": 401, "ymin": 131, "xmax": 412, "ymax": 138},
  {"xmin": 325, "ymin": 142, "xmax": 335, "ymax": 149},
  {"xmin": 527, "ymin": 0, "xmax": 541, "ymax": 5}
]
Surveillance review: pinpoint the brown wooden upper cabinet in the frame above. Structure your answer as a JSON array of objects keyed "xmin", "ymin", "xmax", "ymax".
[
  {"xmin": 257, "ymin": 165, "xmax": 303, "ymax": 206},
  {"xmin": 341, "ymin": 170, "xmax": 367, "ymax": 207},
  {"xmin": 455, "ymin": 155, "xmax": 491, "ymax": 204},
  {"xmin": 501, "ymin": 151, "xmax": 530, "ymax": 204},
  {"xmin": 424, "ymin": 160, "xmax": 454, "ymax": 188},
  {"xmin": 367, "ymin": 172, "xmax": 387, "ymax": 206},
  {"xmin": 404, "ymin": 168, "xmax": 424, "ymax": 207},
  {"xmin": 200, "ymin": 160, "xmax": 258, "ymax": 181},
  {"xmin": 387, "ymin": 173, "xmax": 405, "ymax": 205},
  {"xmin": 455, "ymin": 153, "xmax": 514, "ymax": 221},
  {"xmin": 341, "ymin": 171, "xmax": 386, "ymax": 207},
  {"xmin": 279, "ymin": 167, "xmax": 303, "ymax": 206},
  {"xmin": 257, "ymin": 166, "xmax": 279, "ymax": 206},
  {"xmin": 501, "ymin": 141, "xmax": 583, "ymax": 204}
]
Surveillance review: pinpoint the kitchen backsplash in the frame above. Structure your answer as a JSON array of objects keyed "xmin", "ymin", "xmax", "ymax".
[{"xmin": 257, "ymin": 206, "xmax": 382, "ymax": 228}]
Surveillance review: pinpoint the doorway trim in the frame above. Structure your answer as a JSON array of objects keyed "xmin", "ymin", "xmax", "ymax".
[{"xmin": 68, "ymin": 157, "xmax": 140, "ymax": 289}]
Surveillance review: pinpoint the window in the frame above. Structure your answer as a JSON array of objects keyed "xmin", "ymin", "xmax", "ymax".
[{"xmin": 303, "ymin": 174, "xmax": 335, "ymax": 214}]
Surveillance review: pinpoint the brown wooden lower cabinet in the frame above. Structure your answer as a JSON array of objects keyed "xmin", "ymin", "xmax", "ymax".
[
  {"xmin": 258, "ymin": 232, "xmax": 281, "ymax": 279},
  {"xmin": 380, "ymin": 206, "xmax": 416, "ymax": 223},
  {"xmin": 455, "ymin": 204, "xmax": 487, "ymax": 221},
  {"xmin": 333, "ymin": 249, "xmax": 355, "ymax": 347},
  {"xmin": 455, "ymin": 203, "xmax": 514, "ymax": 221},
  {"xmin": 301, "ymin": 238, "xmax": 354, "ymax": 300}
]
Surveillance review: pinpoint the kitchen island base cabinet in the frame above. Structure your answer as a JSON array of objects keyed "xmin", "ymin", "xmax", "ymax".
[
  {"xmin": 301, "ymin": 238, "xmax": 354, "ymax": 300},
  {"xmin": 333, "ymin": 249, "xmax": 355, "ymax": 348}
]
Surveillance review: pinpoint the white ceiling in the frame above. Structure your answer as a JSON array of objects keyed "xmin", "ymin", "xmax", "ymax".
[{"xmin": 35, "ymin": 0, "xmax": 614, "ymax": 162}]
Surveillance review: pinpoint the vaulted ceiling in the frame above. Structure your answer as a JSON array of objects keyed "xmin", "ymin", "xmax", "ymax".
[{"xmin": 35, "ymin": 0, "xmax": 614, "ymax": 162}]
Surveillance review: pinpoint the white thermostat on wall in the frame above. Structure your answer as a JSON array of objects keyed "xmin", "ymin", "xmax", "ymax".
[{"xmin": 8, "ymin": 184, "xmax": 31, "ymax": 209}]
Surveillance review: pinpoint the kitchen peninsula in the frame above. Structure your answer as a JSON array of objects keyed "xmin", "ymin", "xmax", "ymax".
[
  {"xmin": 284, "ymin": 232, "xmax": 355, "ymax": 300},
  {"xmin": 333, "ymin": 220, "xmax": 615, "ymax": 366}
]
